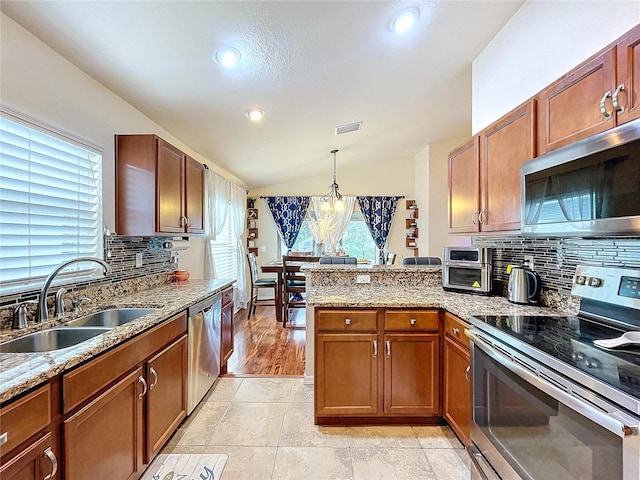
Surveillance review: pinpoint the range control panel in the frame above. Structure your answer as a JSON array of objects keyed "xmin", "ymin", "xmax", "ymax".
[{"xmin": 572, "ymin": 265, "xmax": 640, "ymax": 309}]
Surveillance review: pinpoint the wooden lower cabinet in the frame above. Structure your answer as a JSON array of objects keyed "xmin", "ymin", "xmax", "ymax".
[
  {"xmin": 443, "ymin": 312, "xmax": 471, "ymax": 445},
  {"xmin": 0, "ymin": 434, "xmax": 56, "ymax": 480},
  {"xmin": 64, "ymin": 368, "xmax": 144, "ymax": 480},
  {"xmin": 384, "ymin": 334, "xmax": 440, "ymax": 416},
  {"xmin": 146, "ymin": 335, "xmax": 187, "ymax": 461},
  {"xmin": 316, "ymin": 333, "xmax": 379, "ymax": 416}
]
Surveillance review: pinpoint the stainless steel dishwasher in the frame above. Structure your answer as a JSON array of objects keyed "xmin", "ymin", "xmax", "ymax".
[{"xmin": 187, "ymin": 292, "xmax": 222, "ymax": 414}]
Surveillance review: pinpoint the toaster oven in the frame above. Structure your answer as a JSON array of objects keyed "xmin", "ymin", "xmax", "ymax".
[{"xmin": 442, "ymin": 246, "xmax": 492, "ymax": 294}]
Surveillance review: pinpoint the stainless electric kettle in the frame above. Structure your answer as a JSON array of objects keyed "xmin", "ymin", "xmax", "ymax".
[{"xmin": 507, "ymin": 265, "xmax": 541, "ymax": 304}]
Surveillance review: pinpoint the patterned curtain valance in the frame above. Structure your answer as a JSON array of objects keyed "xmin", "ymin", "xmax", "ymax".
[
  {"xmin": 263, "ymin": 196, "xmax": 311, "ymax": 249},
  {"xmin": 357, "ymin": 196, "xmax": 402, "ymax": 264}
]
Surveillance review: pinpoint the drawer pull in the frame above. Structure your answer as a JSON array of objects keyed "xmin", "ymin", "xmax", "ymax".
[
  {"xmin": 410, "ymin": 318, "xmax": 416, "ymax": 325},
  {"xmin": 386, "ymin": 340, "xmax": 391, "ymax": 358},
  {"xmin": 43, "ymin": 447, "xmax": 58, "ymax": 480},
  {"xmin": 345, "ymin": 318, "xmax": 351, "ymax": 325},
  {"xmin": 0, "ymin": 432, "xmax": 7, "ymax": 446},
  {"xmin": 149, "ymin": 367, "xmax": 158, "ymax": 390},
  {"xmin": 373, "ymin": 340, "xmax": 378, "ymax": 358},
  {"xmin": 600, "ymin": 90, "xmax": 613, "ymax": 119},
  {"xmin": 465, "ymin": 365, "xmax": 471, "ymax": 382},
  {"xmin": 612, "ymin": 83, "xmax": 625, "ymax": 113},
  {"xmin": 138, "ymin": 375, "xmax": 148, "ymax": 399},
  {"xmin": 453, "ymin": 327, "xmax": 460, "ymax": 335}
]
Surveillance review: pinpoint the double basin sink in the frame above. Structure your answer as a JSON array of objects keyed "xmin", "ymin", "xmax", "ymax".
[{"xmin": 0, "ymin": 308, "xmax": 156, "ymax": 354}]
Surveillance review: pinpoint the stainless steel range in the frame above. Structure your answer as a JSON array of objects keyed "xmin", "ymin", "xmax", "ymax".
[{"xmin": 468, "ymin": 265, "xmax": 640, "ymax": 480}]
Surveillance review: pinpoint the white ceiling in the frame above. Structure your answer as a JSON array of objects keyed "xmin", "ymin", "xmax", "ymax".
[{"xmin": 1, "ymin": 1, "xmax": 523, "ymax": 188}]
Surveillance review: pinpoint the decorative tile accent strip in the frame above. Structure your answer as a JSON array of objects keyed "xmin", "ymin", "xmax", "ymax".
[{"xmin": 0, "ymin": 236, "xmax": 178, "ymax": 329}]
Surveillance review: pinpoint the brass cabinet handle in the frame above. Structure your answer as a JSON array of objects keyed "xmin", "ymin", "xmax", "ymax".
[
  {"xmin": 410, "ymin": 318, "xmax": 416, "ymax": 326},
  {"xmin": 149, "ymin": 367, "xmax": 158, "ymax": 390},
  {"xmin": 471, "ymin": 211, "xmax": 478, "ymax": 225},
  {"xmin": 465, "ymin": 365, "xmax": 471, "ymax": 382},
  {"xmin": 612, "ymin": 83, "xmax": 625, "ymax": 113},
  {"xmin": 373, "ymin": 340, "xmax": 378, "ymax": 358},
  {"xmin": 452, "ymin": 327, "xmax": 460, "ymax": 335},
  {"xmin": 386, "ymin": 340, "xmax": 391, "ymax": 358},
  {"xmin": 479, "ymin": 209, "xmax": 486, "ymax": 225},
  {"xmin": 138, "ymin": 375, "xmax": 148, "ymax": 399},
  {"xmin": 600, "ymin": 90, "xmax": 613, "ymax": 119},
  {"xmin": 345, "ymin": 318, "xmax": 351, "ymax": 325},
  {"xmin": 43, "ymin": 447, "xmax": 58, "ymax": 480},
  {"xmin": 0, "ymin": 432, "xmax": 7, "ymax": 446}
]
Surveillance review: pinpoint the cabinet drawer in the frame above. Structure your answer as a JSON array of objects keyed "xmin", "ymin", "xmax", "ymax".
[
  {"xmin": 0, "ymin": 384, "xmax": 51, "ymax": 456},
  {"xmin": 222, "ymin": 287, "xmax": 233, "ymax": 307},
  {"xmin": 63, "ymin": 312, "xmax": 187, "ymax": 413},
  {"xmin": 384, "ymin": 310, "xmax": 439, "ymax": 331},
  {"xmin": 444, "ymin": 312, "xmax": 470, "ymax": 350},
  {"xmin": 316, "ymin": 309, "xmax": 378, "ymax": 331}
]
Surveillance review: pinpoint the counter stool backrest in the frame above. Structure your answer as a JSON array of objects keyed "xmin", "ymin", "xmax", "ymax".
[
  {"xmin": 319, "ymin": 257, "xmax": 357, "ymax": 264},
  {"xmin": 402, "ymin": 256, "xmax": 442, "ymax": 265}
]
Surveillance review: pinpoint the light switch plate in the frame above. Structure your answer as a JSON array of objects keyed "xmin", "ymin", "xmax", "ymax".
[
  {"xmin": 135, "ymin": 252, "xmax": 143, "ymax": 268},
  {"xmin": 356, "ymin": 274, "xmax": 371, "ymax": 284},
  {"xmin": 524, "ymin": 255, "xmax": 534, "ymax": 271}
]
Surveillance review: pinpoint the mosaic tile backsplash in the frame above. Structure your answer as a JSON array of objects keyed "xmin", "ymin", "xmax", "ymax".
[
  {"xmin": 0, "ymin": 235, "xmax": 179, "ymax": 328},
  {"xmin": 472, "ymin": 235, "xmax": 640, "ymax": 301}
]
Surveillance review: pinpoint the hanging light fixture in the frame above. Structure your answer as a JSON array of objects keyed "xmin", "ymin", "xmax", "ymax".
[{"xmin": 320, "ymin": 149, "xmax": 345, "ymax": 211}]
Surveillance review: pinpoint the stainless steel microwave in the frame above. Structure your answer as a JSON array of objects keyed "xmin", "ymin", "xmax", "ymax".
[
  {"xmin": 521, "ymin": 118, "xmax": 640, "ymax": 236},
  {"xmin": 442, "ymin": 246, "xmax": 492, "ymax": 294}
]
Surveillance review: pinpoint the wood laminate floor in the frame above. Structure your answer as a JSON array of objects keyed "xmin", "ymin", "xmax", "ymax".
[{"xmin": 224, "ymin": 305, "xmax": 306, "ymax": 376}]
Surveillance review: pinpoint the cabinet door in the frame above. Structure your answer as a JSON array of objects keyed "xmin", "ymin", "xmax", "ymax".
[
  {"xmin": 444, "ymin": 337, "xmax": 471, "ymax": 445},
  {"xmin": 479, "ymin": 100, "xmax": 535, "ymax": 232},
  {"xmin": 157, "ymin": 138, "xmax": 185, "ymax": 233},
  {"xmin": 64, "ymin": 368, "xmax": 144, "ymax": 480},
  {"xmin": 537, "ymin": 48, "xmax": 615, "ymax": 154},
  {"xmin": 316, "ymin": 333, "xmax": 379, "ymax": 416},
  {"xmin": 146, "ymin": 335, "xmax": 188, "ymax": 462},
  {"xmin": 448, "ymin": 136, "xmax": 480, "ymax": 233},
  {"xmin": 0, "ymin": 434, "xmax": 56, "ymax": 480},
  {"xmin": 383, "ymin": 334, "xmax": 440, "ymax": 416},
  {"xmin": 616, "ymin": 24, "xmax": 640, "ymax": 125},
  {"xmin": 221, "ymin": 301, "xmax": 234, "ymax": 369},
  {"xmin": 185, "ymin": 156, "xmax": 205, "ymax": 234}
]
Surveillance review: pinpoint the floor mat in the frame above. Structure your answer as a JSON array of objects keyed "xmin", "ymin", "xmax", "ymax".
[{"xmin": 140, "ymin": 453, "xmax": 228, "ymax": 480}]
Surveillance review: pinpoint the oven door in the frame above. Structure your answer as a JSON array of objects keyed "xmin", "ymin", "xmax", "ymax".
[
  {"xmin": 469, "ymin": 330, "xmax": 640, "ymax": 480},
  {"xmin": 443, "ymin": 263, "xmax": 491, "ymax": 293}
]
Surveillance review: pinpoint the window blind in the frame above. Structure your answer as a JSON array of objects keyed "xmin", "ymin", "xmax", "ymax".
[
  {"xmin": 0, "ymin": 112, "xmax": 103, "ymax": 290},
  {"xmin": 210, "ymin": 213, "xmax": 238, "ymax": 281}
]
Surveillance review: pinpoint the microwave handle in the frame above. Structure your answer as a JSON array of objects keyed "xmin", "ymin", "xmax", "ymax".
[{"xmin": 469, "ymin": 331, "xmax": 638, "ymax": 439}]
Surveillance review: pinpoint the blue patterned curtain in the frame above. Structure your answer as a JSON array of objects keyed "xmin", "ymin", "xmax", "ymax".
[
  {"xmin": 264, "ymin": 196, "xmax": 311, "ymax": 249},
  {"xmin": 357, "ymin": 196, "xmax": 402, "ymax": 264}
]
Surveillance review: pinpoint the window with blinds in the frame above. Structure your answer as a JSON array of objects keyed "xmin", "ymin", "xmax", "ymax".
[
  {"xmin": 0, "ymin": 111, "xmax": 103, "ymax": 291},
  {"xmin": 210, "ymin": 214, "xmax": 238, "ymax": 281}
]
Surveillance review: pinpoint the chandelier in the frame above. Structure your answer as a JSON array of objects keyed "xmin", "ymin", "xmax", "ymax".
[{"xmin": 320, "ymin": 149, "xmax": 345, "ymax": 211}]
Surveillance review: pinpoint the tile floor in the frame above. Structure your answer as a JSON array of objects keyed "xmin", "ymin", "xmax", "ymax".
[{"xmin": 163, "ymin": 377, "xmax": 476, "ymax": 479}]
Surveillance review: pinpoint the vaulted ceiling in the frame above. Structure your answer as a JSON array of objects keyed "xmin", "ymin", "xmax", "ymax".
[{"xmin": 1, "ymin": 1, "xmax": 523, "ymax": 187}]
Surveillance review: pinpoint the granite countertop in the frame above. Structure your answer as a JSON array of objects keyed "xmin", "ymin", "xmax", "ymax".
[
  {"xmin": 302, "ymin": 264, "xmax": 442, "ymax": 273},
  {"xmin": 0, "ymin": 279, "xmax": 233, "ymax": 404},
  {"xmin": 306, "ymin": 285, "xmax": 556, "ymax": 321}
]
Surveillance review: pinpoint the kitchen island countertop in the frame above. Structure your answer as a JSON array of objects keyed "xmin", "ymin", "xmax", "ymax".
[{"xmin": 0, "ymin": 279, "xmax": 233, "ymax": 404}]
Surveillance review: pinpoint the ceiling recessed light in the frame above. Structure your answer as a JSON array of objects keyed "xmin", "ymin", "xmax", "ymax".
[
  {"xmin": 214, "ymin": 47, "xmax": 241, "ymax": 67},
  {"xmin": 245, "ymin": 109, "xmax": 265, "ymax": 122},
  {"xmin": 391, "ymin": 8, "xmax": 419, "ymax": 34}
]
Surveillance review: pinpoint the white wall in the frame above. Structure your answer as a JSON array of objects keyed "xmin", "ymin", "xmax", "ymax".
[
  {"xmin": 0, "ymin": 13, "xmax": 245, "ymax": 279},
  {"xmin": 473, "ymin": 1, "xmax": 640, "ymax": 133}
]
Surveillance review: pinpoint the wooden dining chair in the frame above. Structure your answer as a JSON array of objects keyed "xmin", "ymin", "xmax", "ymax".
[
  {"xmin": 246, "ymin": 253, "xmax": 277, "ymax": 318},
  {"xmin": 282, "ymin": 255, "xmax": 319, "ymax": 327}
]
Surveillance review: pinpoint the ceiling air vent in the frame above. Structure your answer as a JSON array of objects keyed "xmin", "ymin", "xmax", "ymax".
[{"xmin": 335, "ymin": 121, "xmax": 362, "ymax": 135}]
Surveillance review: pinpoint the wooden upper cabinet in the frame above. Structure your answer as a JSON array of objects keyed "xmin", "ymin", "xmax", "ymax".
[
  {"xmin": 616, "ymin": 23, "xmax": 640, "ymax": 125},
  {"xmin": 480, "ymin": 99, "xmax": 536, "ymax": 232},
  {"xmin": 448, "ymin": 136, "xmax": 480, "ymax": 233},
  {"xmin": 537, "ymin": 46, "xmax": 616, "ymax": 154},
  {"xmin": 157, "ymin": 139, "xmax": 185, "ymax": 233},
  {"xmin": 116, "ymin": 134, "xmax": 206, "ymax": 236},
  {"xmin": 184, "ymin": 156, "xmax": 205, "ymax": 234}
]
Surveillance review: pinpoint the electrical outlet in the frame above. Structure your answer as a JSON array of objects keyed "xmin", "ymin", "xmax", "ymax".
[
  {"xmin": 524, "ymin": 255, "xmax": 534, "ymax": 271},
  {"xmin": 356, "ymin": 274, "xmax": 371, "ymax": 284},
  {"xmin": 135, "ymin": 252, "xmax": 143, "ymax": 268}
]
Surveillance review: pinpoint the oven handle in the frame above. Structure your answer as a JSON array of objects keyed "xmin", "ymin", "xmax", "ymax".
[{"xmin": 469, "ymin": 331, "xmax": 639, "ymax": 439}]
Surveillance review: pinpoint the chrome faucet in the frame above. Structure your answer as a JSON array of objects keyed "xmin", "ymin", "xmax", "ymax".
[{"xmin": 37, "ymin": 257, "xmax": 112, "ymax": 323}]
